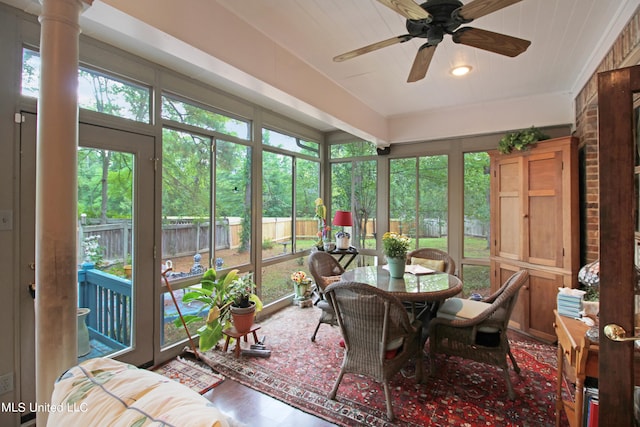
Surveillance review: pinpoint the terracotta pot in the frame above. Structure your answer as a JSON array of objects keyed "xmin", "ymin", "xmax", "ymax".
[{"xmin": 230, "ymin": 302, "xmax": 256, "ymax": 334}]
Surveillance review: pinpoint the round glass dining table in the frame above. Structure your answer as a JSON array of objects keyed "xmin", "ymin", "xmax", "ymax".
[{"xmin": 341, "ymin": 265, "xmax": 463, "ymax": 302}]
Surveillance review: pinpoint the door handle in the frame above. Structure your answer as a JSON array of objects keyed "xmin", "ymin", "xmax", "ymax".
[{"xmin": 604, "ymin": 323, "xmax": 640, "ymax": 342}]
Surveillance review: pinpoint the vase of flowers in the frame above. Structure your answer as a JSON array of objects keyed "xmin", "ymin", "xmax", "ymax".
[
  {"xmin": 382, "ymin": 232, "xmax": 411, "ymax": 278},
  {"xmin": 291, "ymin": 270, "xmax": 312, "ymax": 305}
]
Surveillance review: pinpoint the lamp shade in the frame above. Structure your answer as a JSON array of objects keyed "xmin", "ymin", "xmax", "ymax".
[{"xmin": 332, "ymin": 210, "xmax": 353, "ymax": 227}]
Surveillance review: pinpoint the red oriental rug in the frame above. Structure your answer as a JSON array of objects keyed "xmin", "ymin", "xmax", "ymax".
[
  {"xmin": 189, "ymin": 305, "xmax": 570, "ymax": 426},
  {"xmin": 152, "ymin": 356, "xmax": 225, "ymax": 394}
]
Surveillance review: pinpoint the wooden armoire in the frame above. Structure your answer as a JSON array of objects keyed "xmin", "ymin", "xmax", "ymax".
[{"xmin": 489, "ymin": 136, "xmax": 579, "ymax": 342}]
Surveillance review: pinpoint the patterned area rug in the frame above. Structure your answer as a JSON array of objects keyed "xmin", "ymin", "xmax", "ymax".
[
  {"xmin": 189, "ymin": 305, "xmax": 569, "ymax": 426},
  {"xmin": 152, "ymin": 356, "xmax": 225, "ymax": 394}
]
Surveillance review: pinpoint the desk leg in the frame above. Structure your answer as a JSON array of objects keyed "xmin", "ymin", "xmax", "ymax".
[
  {"xmin": 556, "ymin": 344, "xmax": 563, "ymax": 427},
  {"xmin": 575, "ymin": 376, "xmax": 584, "ymax": 427}
]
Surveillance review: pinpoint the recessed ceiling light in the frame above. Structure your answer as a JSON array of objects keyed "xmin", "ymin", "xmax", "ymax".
[{"xmin": 451, "ymin": 65, "xmax": 472, "ymax": 76}]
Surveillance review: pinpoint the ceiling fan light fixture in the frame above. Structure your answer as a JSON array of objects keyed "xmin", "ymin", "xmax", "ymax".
[{"xmin": 451, "ymin": 65, "xmax": 472, "ymax": 76}]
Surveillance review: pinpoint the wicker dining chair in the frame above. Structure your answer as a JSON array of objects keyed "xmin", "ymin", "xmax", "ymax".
[
  {"xmin": 325, "ymin": 281, "xmax": 423, "ymax": 422},
  {"xmin": 428, "ymin": 269, "xmax": 529, "ymax": 399},
  {"xmin": 307, "ymin": 251, "xmax": 344, "ymax": 342},
  {"xmin": 406, "ymin": 248, "xmax": 456, "ymax": 276}
]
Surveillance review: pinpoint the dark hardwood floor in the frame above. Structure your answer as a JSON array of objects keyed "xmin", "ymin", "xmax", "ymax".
[{"xmin": 204, "ymin": 378, "xmax": 336, "ymax": 426}]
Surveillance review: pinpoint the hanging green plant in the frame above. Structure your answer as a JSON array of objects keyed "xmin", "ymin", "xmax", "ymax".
[{"xmin": 497, "ymin": 126, "xmax": 550, "ymax": 154}]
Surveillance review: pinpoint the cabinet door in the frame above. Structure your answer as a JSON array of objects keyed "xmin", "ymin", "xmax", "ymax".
[
  {"xmin": 492, "ymin": 157, "xmax": 522, "ymax": 260},
  {"xmin": 525, "ymin": 151, "xmax": 563, "ymax": 267},
  {"xmin": 493, "ymin": 262, "xmax": 524, "ymax": 329},
  {"xmin": 527, "ymin": 269, "xmax": 565, "ymax": 341},
  {"xmin": 492, "ymin": 262, "xmax": 563, "ymax": 342}
]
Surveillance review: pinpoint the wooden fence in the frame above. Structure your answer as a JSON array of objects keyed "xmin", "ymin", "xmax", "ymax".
[{"xmin": 79, "ymin": 216, "xmax": 489, "ymax": 263}]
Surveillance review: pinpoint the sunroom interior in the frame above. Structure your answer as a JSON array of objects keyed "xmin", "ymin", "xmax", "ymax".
[{"xmin": 2, "ymin": 0, "xmax": 640, "ymax": 425}]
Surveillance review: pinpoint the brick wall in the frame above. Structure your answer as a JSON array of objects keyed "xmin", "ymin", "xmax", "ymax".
[{"xmin": 574, "ymin": 8, "xmax": 640, "ymax": 263}]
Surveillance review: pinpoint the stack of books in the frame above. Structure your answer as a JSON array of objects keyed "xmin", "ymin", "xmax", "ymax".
[
  {"xmin": 584, "ymin": 386, "xmax": 599, "ymax": 427},
  {"xmin": 557, "ymin": 292, "xmax": 583, "ymax": 318}
]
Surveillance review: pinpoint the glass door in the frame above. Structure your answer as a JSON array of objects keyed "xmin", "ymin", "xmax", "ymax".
[{"xmin": 19, "ymin": 113, "xmax": 155, "ymax": 413}]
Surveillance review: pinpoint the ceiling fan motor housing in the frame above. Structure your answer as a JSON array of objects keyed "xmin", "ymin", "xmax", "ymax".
[{"xmin": 407, "ymin": 0, "xmax": 466, "ymax": 43}]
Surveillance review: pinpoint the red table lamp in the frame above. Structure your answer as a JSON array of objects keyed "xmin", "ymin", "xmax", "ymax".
[{"xmin": 333, "ymin": 211, "xmax": 353, "ymax": 249}]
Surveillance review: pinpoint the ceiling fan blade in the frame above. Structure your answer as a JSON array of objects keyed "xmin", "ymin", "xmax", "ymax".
[
  {"xmin": 458, "ymin": 0, "xmax": 522, "ymax": 21},
  {"xmin": 376, "ymin": 0, "xmax": 432, "ymax": 21},
  {"xmin": 452, "ymin": 27, "xmax": 530, "ymax": 57},
  {"xmin": 333, "ymin": 35, "xmax": 413, "ymax": 62},
  {"xmin": 407, "ymin": 44, "xmax": 436, "ymax": 83}
]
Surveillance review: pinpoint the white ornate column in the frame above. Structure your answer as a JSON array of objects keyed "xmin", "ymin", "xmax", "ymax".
[{"xmin": 36, "ymin": 0, "xmax": 92, "ymax": 425}]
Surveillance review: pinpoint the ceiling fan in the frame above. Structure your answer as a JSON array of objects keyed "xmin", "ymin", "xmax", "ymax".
[{"xmin": 333, "ymin": 0, "xmax": 531, "ymax": 83}]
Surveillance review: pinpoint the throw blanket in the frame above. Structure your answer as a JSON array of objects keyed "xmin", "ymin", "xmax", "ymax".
[{"xmin": 47, "ymin": 357, "xmax": 232, "ymax": 427}]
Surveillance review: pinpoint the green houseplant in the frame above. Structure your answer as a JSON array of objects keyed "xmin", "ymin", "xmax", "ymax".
[
  {"xmin": 176, "ymin": 268, "xmax": 262, "ymax": 351},
  {"xmin": 382, "ymin": 232, "xmax": 411, "ymax": 278},
  {"xmin": 497, "ymin": 126, "xmax": 550, "ymax": 154},
  {"xmin": 228, "ymin": 272, "xmax": 263, "ymax": 333}
]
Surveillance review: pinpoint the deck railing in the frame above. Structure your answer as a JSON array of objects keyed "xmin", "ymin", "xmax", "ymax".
[{"xmin": 78, "ymin": 262, "xmax": 130, "ymax": 351}]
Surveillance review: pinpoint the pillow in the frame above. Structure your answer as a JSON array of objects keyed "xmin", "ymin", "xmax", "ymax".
[
  {"xmin": 411, "ymin": 257, "xmax": 445, "ymax": 272},
  {"xmin": 437, "ymin": 298, "xmax": 505, "ymax": 333},
  {"xmin": 48, "ymin": 358, "xmax": 233, "ymax": 427}
]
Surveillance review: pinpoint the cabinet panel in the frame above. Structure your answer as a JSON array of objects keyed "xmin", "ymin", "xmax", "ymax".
[
  {"xmin": 493, "ymin": 158, "xmax": 522, "ymax": 260},
  {"xmin": 528, "ymin": 195, "xmax": 559, "ymax": 265},
  {"xmin": 498, "ymin": 196, "xmax": 521, "ymax": 258},
  {"xmin": 526, "ymin": 152, "xmax": 563, "ymax": 266},
  {"xmin": 492, "ymin": 261, "xmax": 564, "ymax": 342},
  {"xmin": 528, "ymin": 269, "xmax": 564, "ymax": 341}
]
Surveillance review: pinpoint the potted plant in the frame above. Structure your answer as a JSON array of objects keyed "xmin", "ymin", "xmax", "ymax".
[
  {"xmin": 291, "ymin": 270, "xmax": 312, "ymax": 305},
  {"xmin": 177, "ymin": 268, "xmax": 262, "ymax": 351},
  {"xmin": 228, "ymin": 273, "xmax": 263, "ymax": 333},
  {"xmin": 382, "ymin": 232, "xmax": 411, "ymax": 278},
  {"xmin": 497, "ymin": 126, "xmax": 550, "ymax": 154}
]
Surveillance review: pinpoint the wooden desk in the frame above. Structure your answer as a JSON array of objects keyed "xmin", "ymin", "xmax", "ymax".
[{"xmin": 554, "ymin": 310, "xmax": 598, "ymax": 427}]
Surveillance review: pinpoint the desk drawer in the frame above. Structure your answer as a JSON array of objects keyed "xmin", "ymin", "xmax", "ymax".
[{"xmin": 555, "ymin": 319, "xmax": 576, "ymax": 366}]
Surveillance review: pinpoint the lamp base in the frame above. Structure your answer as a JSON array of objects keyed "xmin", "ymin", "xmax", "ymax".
[{"xmin": 336, "ymin": 237, "xmax": 350, "ymax": 250}]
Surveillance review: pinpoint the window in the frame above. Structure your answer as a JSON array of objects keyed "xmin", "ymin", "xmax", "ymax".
[
  {"xmin": 161, "ymin": 128, "xmax": 213, "ymax": 275},
  {"xmin": 261, "ymin": 128, "xmax": 321, "ymax": 304},
  {"xmin": 162, "ymin": 94, "xmax": 250, "ymax": 139},
  {"xmin": 21, "ymin": 48, "xmax": 151, "ymax": 123},
  {"xmin": 462, "ymin": 151, "xmax": 491, "ymax": 297},
  {"xmin": 330, "ymin": 140, "xmax": 377, "ymax": 159},
  {"xmin": 332, "ymin": 160, "xmax": 377, "ymax": 250},
  {"xmin": 295, "ymin": 158, "xmax": 321, "ymax": 251},
  {"xmin": 390, "ymin": 155, "xmax": 448, "ymax": 250},
  {"xmin": 263, "ymin": 128, "xmax": 319, "ymax": 157},
  {"xmin": 463, "ymin": 152, "xmax": 490, "ymax": 259},
  {"xmin": 215, "ymin": 140, "xmax": 252, "ymax": 267},
  {"xmin": 262, "ymin": 150, "xmax": 293, "ymax": 261}
]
